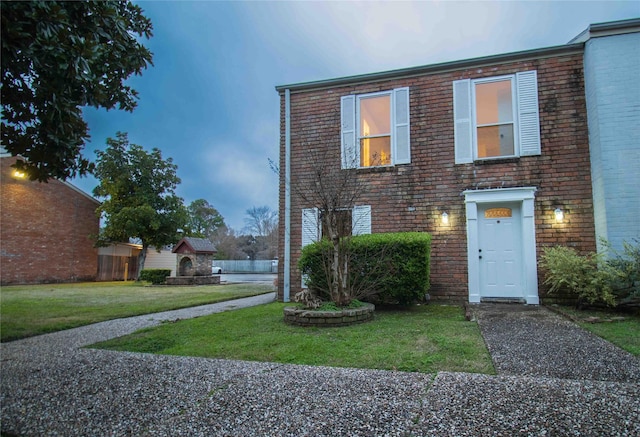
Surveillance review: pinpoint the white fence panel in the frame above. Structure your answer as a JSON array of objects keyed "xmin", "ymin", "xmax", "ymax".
[{"xmin": 215, "ymin": 260, "xmax": 277, "ymax": 273}]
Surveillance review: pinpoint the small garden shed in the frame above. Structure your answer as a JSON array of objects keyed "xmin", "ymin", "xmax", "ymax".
[{"xmin": 172, "ymin": 237, "xmax": 217, "ymax": 276}]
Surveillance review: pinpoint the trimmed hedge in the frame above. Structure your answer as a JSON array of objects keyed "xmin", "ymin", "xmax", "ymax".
[
  {"xmin": 299, "ymin": 232, "xmax": 431, "ymax": 305},
  {"xmin": 139, "ymin": 269, "xmax": 171, "ymax": 285}
]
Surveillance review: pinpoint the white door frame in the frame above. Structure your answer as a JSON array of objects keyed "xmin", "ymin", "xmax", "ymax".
[{"xmin": 464, "ymin": 187, "xmax": 539, "ymax": 305}]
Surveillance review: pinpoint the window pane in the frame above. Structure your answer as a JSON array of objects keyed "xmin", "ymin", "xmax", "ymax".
[
  {"xmin": 477, "ymin": 125, "xmax": 514, "ymax": 158},
  {"xmin": 360, "ymin": 95, "xmax": 390, "ymax": 136},
  {"xmin": 485, "ymin": 208, "xmax": 512, "ymax": 218},
  {"xmin": 476, "ymin": 80, "xmax": 513, "ymax": 125},
  {"xmin": 360, "ymin": 136, "xmax": 391, "ymax": 167}
]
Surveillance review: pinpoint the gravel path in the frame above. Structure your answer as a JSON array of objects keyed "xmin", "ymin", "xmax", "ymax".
[
  {"xmin": 2, "ymin": 297, "xmax": 639, "ymax": 436},
  {"xmin": 471, "ymin": 303, "xmax": 640, "ymax": 382}
]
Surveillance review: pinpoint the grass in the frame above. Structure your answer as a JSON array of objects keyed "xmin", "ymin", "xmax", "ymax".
[
  {"xmin": 91, "ymin": 303, "xmax": 496, "ymax": 375},
  {"xmin": 0, "ymin": 281, "xmax": 273, "ymax": 342},
  {"xmin": 552, "ymin": 305, "xmax": 640, "ymax": 356}
]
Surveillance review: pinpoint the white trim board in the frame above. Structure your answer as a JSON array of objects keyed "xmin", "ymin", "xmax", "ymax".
[{"xmin": 463, "ymin": 187, "xmax": 539, "ymax": 305}]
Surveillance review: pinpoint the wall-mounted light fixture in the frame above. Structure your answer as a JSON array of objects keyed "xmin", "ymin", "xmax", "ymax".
[
  {"xmin": 441, "ymin": 212, "xmax": 449, "ymax": 225},
  {"xmin": 554, "ymin": 208, "xmax": 564, "ymax": 223},
  {"xmin": 12, "ymin": 170, "xmax": 26, "ymax": 179}
]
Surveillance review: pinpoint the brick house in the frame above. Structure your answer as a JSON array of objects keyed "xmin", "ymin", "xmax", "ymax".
[
  {"xmin": 1, "ymin": 154, "xmax": 100, "ymax": 285},
  {"xmin": 275, "ymin": 18, "xmax": 640, "ymax": 304}
]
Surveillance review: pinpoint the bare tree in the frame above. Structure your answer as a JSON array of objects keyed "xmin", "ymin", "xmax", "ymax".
[
  {"xmin": 244, "ymin": 206, "xmax": 278, "ymax": 236},
  {"xmin": 243, "ymin": 206, "xmax": 278, "ymax": 259},
  {"xmin": 210, "ymin": 225, "xmax": 244, "ymax": 260},
  {"xmin": 293, "ymin": 148, "xmax": 390, "ymax": 306}
]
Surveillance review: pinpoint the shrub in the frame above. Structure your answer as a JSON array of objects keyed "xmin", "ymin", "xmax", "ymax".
[
  {"xmin": 603, "ymin": 239, "xmax": 640, "ymax": 307},
  {"xmin": 139, "ymin": 269, "xmax": 171, "ymax": 285},
  {"xmin": 299, "ymin": 232, "xmax": 431, "ymax": 305},
  {"xmin": 539, "ymin": 246, "xmax": 616, "ymax": 307}
]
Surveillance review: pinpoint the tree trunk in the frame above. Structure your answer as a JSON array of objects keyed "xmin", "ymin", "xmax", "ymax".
[
  {"xmin": 340, "ymin": 243, "xmax": 349, "ymax": 305},
  {"xmin": 137, "ymin": 243, "xmax": 149, "ymax": 281},
  {"xmin": 331, "ymin": 236, "xmax": 340, "ymax": 304}
]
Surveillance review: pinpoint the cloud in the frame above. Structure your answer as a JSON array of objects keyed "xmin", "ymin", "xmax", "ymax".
[
  {"xmin": 243, "ymin": 0, "xmax": 640, "ymax": 82},
  {"xmin": 191, "ymin": 133, "xmax": 279, "ymax": 231},
  {"xmin": 70, "ymin": 0, "xmax": 639, "ymax": 238}
]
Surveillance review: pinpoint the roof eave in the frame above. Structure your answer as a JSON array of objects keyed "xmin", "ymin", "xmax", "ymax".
[
  {"xmin": 275, "ymin": 43, "xmax": 583, "ymax": 93},
  {"xmin": 569, "ymin": 17, "xmax": 640, "ymax": 43}
]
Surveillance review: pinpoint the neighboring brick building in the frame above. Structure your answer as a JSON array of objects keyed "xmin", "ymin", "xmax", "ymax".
[
  {"xmin": 0, "ymin": 155, "xmax": 100, "ymax": 285},
  {"xmin": 275, "ymin": 18, "xmax": 639, "ymax": 304},
  {"xmin": 575, "ymin": 20, "xmax": 640, "ymax": 252}
]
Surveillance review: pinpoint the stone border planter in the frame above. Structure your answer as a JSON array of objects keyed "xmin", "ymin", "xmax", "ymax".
[
  {"xmin": 165, "ymin": 276, "xmax": 220, "ymax": 286},
  {"xmin": 283, "ymin": 303, "xmax": 375, "ymax": 327}
]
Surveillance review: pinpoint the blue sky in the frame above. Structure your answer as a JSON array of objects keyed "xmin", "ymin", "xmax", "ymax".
[{"xmin": 73, "ymin": 0, "xmax": 640, "ymax": 231}]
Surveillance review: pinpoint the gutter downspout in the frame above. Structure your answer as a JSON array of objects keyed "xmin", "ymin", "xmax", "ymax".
[{"xmin": 284, "ymin": 89, "xmax": 291, "ymax": 302}]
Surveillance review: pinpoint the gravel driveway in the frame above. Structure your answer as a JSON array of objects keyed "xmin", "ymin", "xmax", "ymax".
[{"xmin": 2, "ymin": 297, "xmax": 639, "ymax": 436}]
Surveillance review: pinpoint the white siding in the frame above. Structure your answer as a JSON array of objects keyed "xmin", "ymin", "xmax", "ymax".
[
  {"xmin": 145, "ymin": 248, "xmax": 177, "ymax": 276},
  {"xmin": 98, "ymin": 243, "xmax": 140, "ymax": 257},
  {"xmin": 584, "ymin": 32, "xmax": 640, "ymax": 252}
]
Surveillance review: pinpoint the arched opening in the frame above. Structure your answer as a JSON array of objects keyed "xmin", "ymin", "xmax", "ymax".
[{"xmin": 179, "ymin": 256, "xmax": 194, "ymax": 276}]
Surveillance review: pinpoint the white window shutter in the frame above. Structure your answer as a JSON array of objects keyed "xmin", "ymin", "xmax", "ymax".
[
  {"xmin": 393, "ymin": 87, "xmax": 411, "ymax": 164},
  {"xmin": 341, "ymin": 95, "xmax": 357, "ymax": 169},
  {"xmin": 453, "ymin": 79, "xmax": 473, "ymax": 164},
  {"xmin": 301, "ymin": 208, "xmax": 319, "ymax": 247},
  {"xmin": 301, "ymin": 208, "xmax": 319, "ymax": 288},
  {"xmin": 516, "ymin": 70, "xmax": 541, "ymax": 156},
  {"xmin": 352, "ymin": 205, "xmax": 371, "ymax": 236}
]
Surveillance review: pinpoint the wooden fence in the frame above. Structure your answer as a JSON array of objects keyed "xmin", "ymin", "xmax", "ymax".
[{"xmin": 97, "ymin": 255, "xmax": 139, "ymax": 281}]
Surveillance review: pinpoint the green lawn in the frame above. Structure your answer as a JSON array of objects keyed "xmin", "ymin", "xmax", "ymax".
[
  {"xmin": 552, "ymin": 306, "xmax": 640, "ymax": 356},
  {"xmin": 0, "ymin": 281, "xmax": 273, "ymax": 342},
  {"xmin": 92, "ymin": 303, "xmax": 496, "ymax": 375}
]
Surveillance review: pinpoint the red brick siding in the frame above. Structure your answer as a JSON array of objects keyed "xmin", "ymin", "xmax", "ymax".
[
  {"xmin": 278, "ymin": 53, "xmax": 595, "ymax": 302},
  {"xmin": 1, "ymin": 157, "xmax": 100, "ymax": 285}
]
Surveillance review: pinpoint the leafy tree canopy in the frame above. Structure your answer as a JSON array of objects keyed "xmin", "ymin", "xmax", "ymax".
[
  {"xmin": 1, "ymin": 0, "xmax": 153, "ymax": 181},
  {"xmin": 186, "ymin": 199, "xmax": 225, "ymax": 238},
  {"xmin": 93, "ymin": 132, "xmax": 187, "ymax": 277}
]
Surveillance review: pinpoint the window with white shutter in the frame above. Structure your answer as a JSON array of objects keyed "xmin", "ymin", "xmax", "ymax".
[
  {"xmin": 341, "ymin": 88, "xmax": 410, "ymax": 168},
  {"xmin": 352, "ymin": 205, "xmax": 372, "ymax": 236},
  {"xmin": 301, "ymin": 208, "xmax": 319, "ymax": 288},
  {"xmin": 341, "ymin": 96, "xmax": 357, "ymax": 169},
  {"xmin": 301, "ymin": 208, "xmax": 319, "ymax": 248},
  {"xmin": 453, "ymin": 71, "xmax": 540, "ymax": 163},
  {"xmin": 301, "ymin": 206, "xmax": 371, "ymax": 288},
  {"xmin": 302, "ymin": 205, "xmax": 371, "ymax": 244}
]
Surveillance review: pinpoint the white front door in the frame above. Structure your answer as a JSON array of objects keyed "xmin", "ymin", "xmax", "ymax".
[{"xmin": 478, "ymin": 203, "xmax": 523, "ymax": 299}]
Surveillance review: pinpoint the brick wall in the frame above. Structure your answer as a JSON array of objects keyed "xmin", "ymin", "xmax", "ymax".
[
  {"xmin": 176, "ymin": 253, "xmax": 214, "ymax": 276},
  {"xmin": 1, "ymin": 157, "xmax": 100, "ymax": 285},
  {"xmin": 278, "ymin": 52, "xmax": 595, "ymax": 302}
]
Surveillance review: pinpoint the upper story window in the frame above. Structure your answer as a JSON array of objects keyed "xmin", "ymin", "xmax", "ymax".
[
  {"xmin": 341, "ymin": 88, "xmax": 410, "ymax": 169},
  {"xmin": 453, "ymin": 71, "xmax": 541, "ymax": 164},
  {"xmin": 475, "ymin": 78, "xmax": 515, "ymax": 158},
  {"xmin": 359, "ymin": 93, "xmax": 391, "ymax": 166}
]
